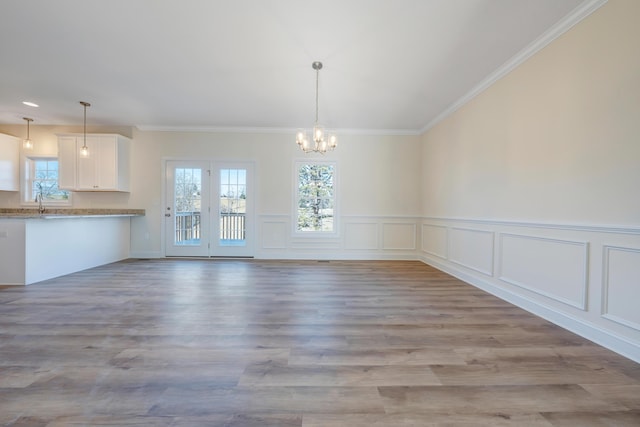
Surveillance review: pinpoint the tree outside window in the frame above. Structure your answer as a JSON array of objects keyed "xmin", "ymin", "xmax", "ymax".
[
  {"xmin": 297, "ymin": 163, "xmax": 335, "ymax": 232},
  {"xmin": 174, "ymin": 168, "xmax": 202, "ymax": 213}
]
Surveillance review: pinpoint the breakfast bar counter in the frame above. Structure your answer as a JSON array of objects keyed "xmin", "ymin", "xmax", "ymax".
[
  {"xmin": 0, "ymin": 209, "xmax": 145, "ymax": 285},
  {"xmin": 0, "ymin": 208, "xmax": 145, "ymax": 218}
]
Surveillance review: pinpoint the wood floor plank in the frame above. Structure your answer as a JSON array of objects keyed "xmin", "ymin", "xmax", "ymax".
[
  {"xmin": 238, "ymin": 362, "xmax": 442, "ymax": 387},
  {"xmin": 289, "ymin": 347, "xmax": 467, "ymax": 366},
  {"xmin": 580, "ymin": 384, "xmax": 640, "ymax": 410},
  {"xmin": 302, "ymin": 413, "xmax": 555, "ymax": 426},
  {"xmin": 541, "ymin": 410, "xmax": 640, "ymax": 427},
  {"xmin": 431, "ymin": 362, "xmax": 637, "ymax": 386},
  {"xmin": 377, "ymin": 384, "xmax": 629, "ymax": 414},
  {"xmin": 148, "ymin": 386, "xmax": 385, "ymax": 415},
  {"xmin": 0, "ymin": 259, "xmax": 638, "ymax": 426}
]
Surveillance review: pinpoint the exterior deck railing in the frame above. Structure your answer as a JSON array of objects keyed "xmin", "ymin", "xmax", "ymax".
[
  {"xmin": 219, "ymin": 212, "xmax": 246, "ymax": 240},
  {"xmin": 175, "ymin": 211, "xmax": 200, "ymax": 243},
  {"xmin": 175, "ymin": 211, "xmax": 245, "ymax": 243}
]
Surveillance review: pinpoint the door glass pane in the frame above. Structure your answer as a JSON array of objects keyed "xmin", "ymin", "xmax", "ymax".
[
  {"xmin": 219, "ymin": 168, "xmax": 246, "ymax": 246},
  {"xmin": 174, "ymin": 168, "xmax": 202, "ymax": 246}
]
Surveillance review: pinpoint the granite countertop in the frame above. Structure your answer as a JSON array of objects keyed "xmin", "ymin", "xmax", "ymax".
[{"xmin": 0, "ymin": 208, "xmax": 145, "ymax": 219}]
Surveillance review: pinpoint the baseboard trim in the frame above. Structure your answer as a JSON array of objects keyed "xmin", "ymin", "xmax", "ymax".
[{"xmin": 129, "ymin": 251, "xmax": 163, "ymax": 259}]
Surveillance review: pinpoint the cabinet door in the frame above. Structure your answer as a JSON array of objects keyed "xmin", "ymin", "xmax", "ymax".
[
  {"xmin": 58, "ymin": 136, "xmax": 77, "ymax": 190},
  {"xmin": 76, "ymin": 136, "xmax": 119, "ymax": 190},
  {"xmin": 76, "ymin": 136, "xmax": 100, "ymax": 190},
  {"xmin": 97, "ymin": 136, "xmax": 118, "ymax": 189},
  {"xmin": 0, "ymin": 134, "xmax": 19, "ymax": 191}
]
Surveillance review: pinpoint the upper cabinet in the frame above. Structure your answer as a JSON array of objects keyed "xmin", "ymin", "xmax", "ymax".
[
  {"xmin": 0, "ymin": 133, "xmax": 20, "ymax": 191},
  {"xmin": 58, "ymin": 134, "xmax": 131, "ymax": 192}
]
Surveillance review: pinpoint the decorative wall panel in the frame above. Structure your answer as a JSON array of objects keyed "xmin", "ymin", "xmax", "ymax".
[
  {"xmin": 499, "ymin": 233, "xmax": 588, "ymax": 309},
  {"xmin": 421, "ymin": 224, "xmax": 448, "ymax": 259},
  {"xmin": 344, "ymin": 222, "xmax": 378, "ymax": 250},
  {"xmin": 449, "ymin": 227, "xmax": 494, "ymax": 276},
  {"xmin": 261, "ymin": 220, "xmax": 288, "ymax": 249},
  {"xmin": 382, "ymin": 223, "xmax": 416, "ymax": 250},
  {"xmin": 603, "ymin": 246, "xmax": 640, "ymax": 330}
]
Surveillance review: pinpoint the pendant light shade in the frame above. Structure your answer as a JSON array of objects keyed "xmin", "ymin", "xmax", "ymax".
[
  {"xmin": 79, "ymin": 101, "xmax": 91, "ymax": 157},
  {"xmin": 23, "ymin": 117, "xmax": 34, "ymax": 150}
]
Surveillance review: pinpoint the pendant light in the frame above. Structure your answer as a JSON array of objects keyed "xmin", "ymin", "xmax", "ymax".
[
  {"xmin": 79, "ymin": 101, "xmax": 91, "ymax": 157},
  {"xmin": 22, "ymin": 117, "xmax": 34, "ymax": 150}
]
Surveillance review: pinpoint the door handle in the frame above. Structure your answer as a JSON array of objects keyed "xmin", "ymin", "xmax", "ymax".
[{"xmin": 165, "ymin": 213, "xmax": 171, "ymax": 217}]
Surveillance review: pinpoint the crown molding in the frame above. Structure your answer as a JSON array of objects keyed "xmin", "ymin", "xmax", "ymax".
[
  {"xmin": 135, "ymin": 125, "xmax": 421, "ymax": 136},
  {"xmin": 135, "ymin": 125, "xmax": 290, "ymax": 133},
  {"xmin": 418, "ymin": 0, "xmax": 608, "ymax": 135}
]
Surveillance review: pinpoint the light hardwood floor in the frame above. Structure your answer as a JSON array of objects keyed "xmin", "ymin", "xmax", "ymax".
[{"xmin": 0, "ymin": 259, "xmax": 638, "ymax": 426}]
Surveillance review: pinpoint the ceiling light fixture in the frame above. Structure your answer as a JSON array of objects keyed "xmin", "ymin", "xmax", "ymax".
[
  {"xmin": 295, "ymin": 61, "xmax": 337, "ymax": 154},
  {"xmin": 79, "ymin": 101, "xmax": 91, "ymax": 157},
  {"xmin": 22, "ymin": 101, "xmax": 39, "ymax": 107},
  {"xmin": 23, "ymin": 117, "xmax": 34, "ymax": 150}
]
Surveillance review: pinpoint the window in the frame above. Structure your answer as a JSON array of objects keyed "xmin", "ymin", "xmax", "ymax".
[
  {"xmin": 296, "ymin": 162, "xmax": 336, "ymax": 234},
  {"xmin": 23, "ymin": 157, "xmax": 71, "ymax": 205}
]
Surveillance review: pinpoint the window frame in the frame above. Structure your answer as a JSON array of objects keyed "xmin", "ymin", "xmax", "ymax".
[
  {"xmin": 21, "ymin": 156, "xmax": 72, "ymax": 207},
  {"xmin": 293, "ymin": 160, "xmax": 338, "ymax": 238}
]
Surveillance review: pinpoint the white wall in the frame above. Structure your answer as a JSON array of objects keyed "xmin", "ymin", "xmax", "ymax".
[
  {"xmin": 127, "ymin": 130, "xmax": 422, "ymax": 258},
  {"xmin": 421, "ymin": 1, "xmax": 639, "ymax": 226},
  {"xmin": 419, "ymin": 0, "xmax": 640, "ymax": 362},
  {"xmin": 0, "ymin": 124, "xmax": 423, "ymax": 260}
]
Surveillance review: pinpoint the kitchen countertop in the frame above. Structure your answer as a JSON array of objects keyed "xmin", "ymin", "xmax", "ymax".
[{"xmin": 0, "ymin": 208, "xmax": 145, "ymax": 219}]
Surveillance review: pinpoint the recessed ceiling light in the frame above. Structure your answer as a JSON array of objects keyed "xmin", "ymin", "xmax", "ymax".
[{"xmin": 22, "ymin": 101, "xmax": 39, "ymax": 107}]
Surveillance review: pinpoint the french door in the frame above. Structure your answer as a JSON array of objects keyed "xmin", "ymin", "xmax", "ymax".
[{"xmin": 165, "ymin": 160, "xmax": 254, "ymax": 257}]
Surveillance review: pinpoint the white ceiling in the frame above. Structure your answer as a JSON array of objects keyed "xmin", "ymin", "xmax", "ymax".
[{"xmin": 1, "ymin": 0, "xmax": 596, "ymax": 133}]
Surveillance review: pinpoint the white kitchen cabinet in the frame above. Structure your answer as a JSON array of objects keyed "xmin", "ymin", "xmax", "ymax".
[
  {"xmin": 0, "ymin": 133, "xmax": 20, "ymax": 191},
  {"xmin": 57, "ymin": 134, "xmax": 130, "ymax": 192}
]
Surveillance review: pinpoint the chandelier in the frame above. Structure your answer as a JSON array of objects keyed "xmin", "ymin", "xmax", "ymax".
[{"xmin": 295, "ymin": 61, "xmax": 337, "ymax": 154}]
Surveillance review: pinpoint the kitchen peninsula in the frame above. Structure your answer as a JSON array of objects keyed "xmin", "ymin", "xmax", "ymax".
[{"xmin": 0, "ymin": 209, "xmax": 144, "ymax": 285}]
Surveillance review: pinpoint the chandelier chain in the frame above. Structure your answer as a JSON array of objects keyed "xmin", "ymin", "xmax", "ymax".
[{"xmin": 315, "ymin": 67, "xmax": 319, "ymax": 125}]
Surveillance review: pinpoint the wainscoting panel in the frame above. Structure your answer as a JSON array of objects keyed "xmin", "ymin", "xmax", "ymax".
[
  {"xmin": 261, "ymin": 220, "xmax": 288, "ymax": 249},
  {"xmin": 382, "ymin": 223, "xmax": 416, "ymax": 250},
  {"xmin": 499, "ymin": 233, "xmax": 588, "ymax": 309},
  {"xmin": 257, "ymin": 215, "xmax": 419, "ymax": 259},
  {"xmin": 344, "ymin": 222, "xmax": 379, "ymax": 250},
  {"xmin": 603, "ymin": 246, "xmax": 640, "ymax": 331},
  {"xmin": 419, "ymin": 218, "xmax": 640, "ymax": 363},
  {"xmin": 421, "ymin": 224, "xmax": 448, "ymax": 259},
  {"xmin": 449, "ymin": 227, "xmax": 494, "ymax": 276}
]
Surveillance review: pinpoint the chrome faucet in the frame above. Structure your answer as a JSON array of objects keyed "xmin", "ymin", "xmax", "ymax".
[{"xmin": 35, "ymin": 193, "xmax": 45, "ymax": 214}]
